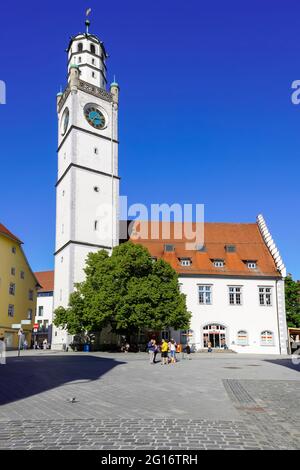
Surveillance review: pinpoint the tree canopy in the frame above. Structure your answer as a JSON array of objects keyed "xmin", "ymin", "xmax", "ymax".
[
  {"xmin": 54, "ymin": 242, "xmax": 191, "ymax": 338},
  {"xmin": 285, "ymin": 274, "xmax": 300, "ymax": 328}
]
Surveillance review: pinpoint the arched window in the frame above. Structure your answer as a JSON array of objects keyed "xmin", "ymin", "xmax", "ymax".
[
  {"xmin": 261, "ymin": 330, "xmax": 274, "ymax": 346},
  {"xmin": 90, "ymin": 44, "xmax": 96, "ymax": 54},
  {"xmin": 94, "ymin": 220, "xmax": 98, "ymax": 231},
  {"xmin": 78, "ymin": 43, "xmax": 83, "ymax": 52},
  {"xmin": 237, "ymin": 330, "xmax": 248, "ymax": 346}
]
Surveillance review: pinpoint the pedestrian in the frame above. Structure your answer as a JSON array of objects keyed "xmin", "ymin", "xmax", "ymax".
[
  {"xmin": 185, "ymin": 343, "xmax": 191, "ymax": 359},
  {"xmin": 161, "ymin": 339, "xmax": 169, "ymax": 365},
  {"xmin": 170, "ymin": 340, "xmax": 177, "ymax": 364},
  {"xmin": 23, "ymin": 339, "xmax": 28, "ymax": 350},
  {"xmin": 43, "ymin": 339, "xmax": 47, "ymax": 350},
  {"xmin": 153, "ymin": 340, "xmax": 159, "ymax": 363},
  {"xmin": 207, "ymin": 341, "xmax": 213, "ymax": 353},
  {"xmin": 147, "ymin": 339, "xmax": 155, "ymax": 364}
]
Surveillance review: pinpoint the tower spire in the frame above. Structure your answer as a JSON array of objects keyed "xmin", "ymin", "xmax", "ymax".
[{"xmin": 85, "ymin": 8, "xmax": 92, "ymax": 34}]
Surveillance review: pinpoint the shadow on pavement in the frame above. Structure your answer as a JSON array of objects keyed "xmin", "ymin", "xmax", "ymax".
[
  {"xmin": 264, "ymin": 358, "xmax": 300, "ymax": 372},
  {"xmin": 0, "ymin": 354, "xmax": 125, "ymax": 406}
]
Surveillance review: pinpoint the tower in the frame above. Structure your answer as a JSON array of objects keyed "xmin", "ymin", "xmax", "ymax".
[{"xmin": 52, "ymin": 18, "xmax": 120, "ymax": 349}]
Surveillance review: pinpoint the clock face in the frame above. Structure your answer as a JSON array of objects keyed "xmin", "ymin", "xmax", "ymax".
[
  {"xmin": 61, "ymin": 108, "xmax": 69, "ymax": 136},
  {"xmin": 84, "ymin": 105, "xmax": 106, "ymax": 129}
]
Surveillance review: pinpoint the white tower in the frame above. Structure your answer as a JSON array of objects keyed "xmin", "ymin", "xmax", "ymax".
[{"xmin": 52, "ymin": 18, "xmax": 120, "ymax": 349}]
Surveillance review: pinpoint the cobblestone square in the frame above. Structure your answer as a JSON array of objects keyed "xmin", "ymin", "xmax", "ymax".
[{"xmin": 0, "ymin": 351, "xmax": 299, "ymax": 450}]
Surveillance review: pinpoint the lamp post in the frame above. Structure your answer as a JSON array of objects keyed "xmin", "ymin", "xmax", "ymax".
[{"xmin": 11, "ymin": 320, "xmax": 32, "ymax": 357}]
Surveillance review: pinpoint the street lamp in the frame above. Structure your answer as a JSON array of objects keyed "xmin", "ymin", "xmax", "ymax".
[{"xmin": 11, "ymin": 320, "xmax": 32, "ymax": 357}]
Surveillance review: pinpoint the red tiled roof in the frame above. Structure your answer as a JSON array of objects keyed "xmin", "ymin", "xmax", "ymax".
[
  {"xmin": 0, "ymin": 223, "xmax": 22, "ymax": 243},
  {"xmin": 129, "ymin": 221, "xmax": 280, "ymax": 278},
  {"xmin": 35, "ymin": 271, "xmax": 54, "ymax": 292}
]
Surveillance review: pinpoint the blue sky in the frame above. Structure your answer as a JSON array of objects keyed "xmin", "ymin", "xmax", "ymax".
[{"xmin": 0, "ymin": 0, "xmax": 299, "ymax": 278}]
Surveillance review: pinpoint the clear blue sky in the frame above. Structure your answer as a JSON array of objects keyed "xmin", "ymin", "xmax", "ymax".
[{"xmin": 0, "ymin": 0, "xmax": 299, "ymax": 278}]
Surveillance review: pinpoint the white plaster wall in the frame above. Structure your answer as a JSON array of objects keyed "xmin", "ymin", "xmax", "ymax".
[
  {"xmin": 72, "ymin": 167, "xmax": 119, "ymax": 247},
  {"xmin": 35, "ymin": 295, "xmax": 54, "ymax": 326},
  {"xmin": 179, "ymin": 276, "xmax": 282, "ymax": 354}
]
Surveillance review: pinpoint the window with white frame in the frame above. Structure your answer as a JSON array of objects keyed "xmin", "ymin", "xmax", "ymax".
[
  {"xmin": 247, "ymin": 261, "xmax": 257, "ymax": 269},
  {"xmin": 229, "ymin": 286, "xmax": 242, "ymax": 305},
  {"xmin": 237, "ymin": 330, "xmax": 248, "ymax": 346},
  {"xmin": 261, "ymin": 330, "xmax": 274, "ymax": 346},
  {"xmin": 198, "ymin": 285, "xmax": 212, "ymax": 305},
  {"xmin": 213, "ymin": 259, "xmax": 224, "ymax": 268},
  {"xmin": 27, "ymin": 309, "xmax": 33, "ymax": 320},
  {"xmin": 180, "ymin": 258, "xmax": 191, "ymax": 267},
  {"xmin": 259, "ymin": 287, "xmax": 272, "ymax": 306},
  {"xmin": 28, "ymin": 289, "xmax": 34, "ymax": 301},
  {"xmin": 11, "ymin": 267, "xmax": 15, "ymax": 276}
]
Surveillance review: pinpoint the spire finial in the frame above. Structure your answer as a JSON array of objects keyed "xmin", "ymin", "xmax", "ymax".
[
  {"xmin": 85, "ymin": 8, "xmax": 92, "ymax": 34},
  {"xmin": 113, "ymin": 74, "xmax": 116, "ymax": 83}
]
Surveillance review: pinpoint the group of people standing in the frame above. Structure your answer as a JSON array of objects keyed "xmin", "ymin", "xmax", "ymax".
[{"xmin": 147, "ymin": 338, "xmax": 191, "ymax": 365}]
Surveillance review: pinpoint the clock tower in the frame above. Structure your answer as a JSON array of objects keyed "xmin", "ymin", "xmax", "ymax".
[{"xmin": 52, "ymin": 18, "xmax": 120, "ymax": 349}]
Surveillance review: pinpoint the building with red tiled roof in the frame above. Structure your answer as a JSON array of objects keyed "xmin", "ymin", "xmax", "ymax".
[{"xmin": 128, "ymin": 215, "xmax": 288, "ymax": 354}]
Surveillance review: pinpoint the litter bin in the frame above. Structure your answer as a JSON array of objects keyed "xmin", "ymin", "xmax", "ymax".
[{"xmin": 83, "ymin": 344, "xmax": 90, "ymax": 352}]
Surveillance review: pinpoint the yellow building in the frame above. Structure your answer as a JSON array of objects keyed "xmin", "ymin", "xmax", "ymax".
[{"xmin": 0, "ymin": 223, "xmax": 40, "ymax": 349}]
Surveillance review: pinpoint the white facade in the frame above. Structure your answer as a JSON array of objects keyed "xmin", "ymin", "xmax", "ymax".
[
  {"xmin": 170, "ymin": 276, "xmax": 288, "ymax": 354},
  {"xmin": 52, "ymin": 26, "xmax": 119, "ymax": 349},
  {"xmin": 35, "ymin": 292, "xmax": 54, "ymax": 342}
]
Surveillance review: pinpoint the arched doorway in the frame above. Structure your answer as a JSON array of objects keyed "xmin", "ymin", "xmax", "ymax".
[{"xmin": 203, "ymin": 324, "xmax": 227, "ymax": 349}]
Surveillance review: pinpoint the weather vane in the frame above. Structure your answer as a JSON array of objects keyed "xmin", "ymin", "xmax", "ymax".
[{"xmin": 85, "ymin": 8, "xmax": 92, "ymax": 34}]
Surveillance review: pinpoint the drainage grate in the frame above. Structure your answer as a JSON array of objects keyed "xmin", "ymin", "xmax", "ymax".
[{"xmin": 223, "ymin": 379, "xmax": 256, "ymax": 405}]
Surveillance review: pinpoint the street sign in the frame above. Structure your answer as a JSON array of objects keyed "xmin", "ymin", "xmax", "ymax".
[
  {"xmin": 21, "ymin": 320, "xmax": 31, "ymax": 325},
  {"xmin": 11, "ymin": 324, "xmax": 21, "ymax": 329}
]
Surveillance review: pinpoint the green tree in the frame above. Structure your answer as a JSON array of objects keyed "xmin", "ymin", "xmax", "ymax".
[
  {"xmin": 54, "ymin": 242, "xmax": 191, "ymax": 340},
  {"xmin": 285, "ymin": 274, "xmax": 300, "ymax": 328}
]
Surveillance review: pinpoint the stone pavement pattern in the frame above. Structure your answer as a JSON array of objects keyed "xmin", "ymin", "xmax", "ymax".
[{"xmin": 0, "ymin": 351, "xmax": 299, "ymax": 450}]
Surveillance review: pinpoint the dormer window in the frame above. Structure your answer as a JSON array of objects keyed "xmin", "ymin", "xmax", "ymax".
[
  {"xmin": 90, "ymin": 44, "xmax": 96, "ymax": 54},
  {"xmin": 225, "ymin": 244, "xmax": 236, "ymax": 253},
  {"xmin": 180, "ymin": 258, "xmax": 191, "ymax": 267},
  {"xmin": 164, "ymin": 244, "xmax": 174, "ymax": 253},
  {"xmin": 213, "ymin": 259, "xmax": 224, "ymax": 268},
  {"xmin": 247, "ymin": 261, "xmax": 257, "ymax": 269},
  {"xmin": 196, "ymin": 244, "xmax": 206, "ymax": 252},
  {"xmin": 78, "ymin": 43, "xmax": 83, "ymax": 52}
]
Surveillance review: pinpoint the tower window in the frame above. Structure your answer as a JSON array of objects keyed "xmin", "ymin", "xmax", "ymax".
[
  {"xmin": 90, "ymin": 44, "xmax": 96, "ymax": 54},
  {"xmin": 94, "ymin": 147, "xmax": 98, "ymax": 155},
  {"xmin": 78, "ymin": 43, "xmax": 83, "ymax": 52},
  {"xmin": 94, "ymin": 186, "xmax": 100, "ymax": 192},
  {"xmin": 92, "ymin": 71, "xmax": 95, "ymax": 78},
  {"xmin": 94, "ymin": 220, "xmax": 99, "ymax": 231},
  {"xmin": 92, "ymin": 58, "xmax": 95, "ymax": 65},
  {"xmin": 78, "ymin": 57, "xmax": 82, "ymax": 63}
]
